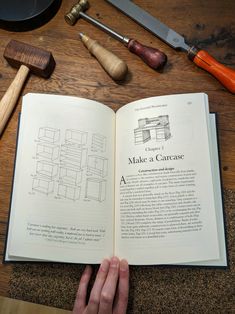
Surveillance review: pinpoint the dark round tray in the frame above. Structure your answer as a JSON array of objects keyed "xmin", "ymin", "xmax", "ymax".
[{"xmin": 0, "ymin": 0, "xmax": 62, "ymax": 31}]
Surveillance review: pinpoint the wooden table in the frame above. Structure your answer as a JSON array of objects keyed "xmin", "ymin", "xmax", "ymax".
[
  {"xmin": 0, "ymin": 0, "xmax": 234, "ymax": 305},
  {"xmin": 0, "ymin": 296, "xmax": 71, "ymax": 314}
]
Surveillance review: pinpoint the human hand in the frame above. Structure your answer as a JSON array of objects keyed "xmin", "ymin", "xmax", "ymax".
[{"xmin": 72, "ymin": 256, "xmax": 129, "ymax": 314}]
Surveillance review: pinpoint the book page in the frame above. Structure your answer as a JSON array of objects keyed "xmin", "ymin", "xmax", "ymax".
[
  {"xmin": 6, "ymin": 93, "xmax": 115, "ymax": 263},
  {"xmin": 115, "ymin": 93, "xmax": 221, "ymax": 265},
  {"xmin": 180, "ymin": 114, "xmax": 227, "ymax": 266}
]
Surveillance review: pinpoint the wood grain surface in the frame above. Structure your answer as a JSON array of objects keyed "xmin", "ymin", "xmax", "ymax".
[
  {"xmin": 0, "ymin": 296, "xmax": 71, "ymax": 314},
  {"xmin": 0, "ymin": 0, "xmax": 234, "ymax": 302}
]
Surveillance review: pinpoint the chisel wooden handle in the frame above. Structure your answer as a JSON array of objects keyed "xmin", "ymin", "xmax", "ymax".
[
  {"xmin": 0, "ymin": 65, "xmax": 30, "ymax": 136},
  {"xmin": 80, "ymin": 33, "xmax": 128, "ymax": 80},
  {"xmin": 128, "ymin": 39, "xmax": 167, "ymax": 70},
  {"xmin": 190, "ymin": 48, "xmax": 235, "ymax": 93}
]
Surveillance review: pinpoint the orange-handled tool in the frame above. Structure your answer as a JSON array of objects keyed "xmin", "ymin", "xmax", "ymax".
[
  {"xmin": 106, "ymin": 0, "xmax": 235, "ymax": 93},
  {"xmin": 188, "ymin": 47, "xmax": 235, "ymax": 93}
]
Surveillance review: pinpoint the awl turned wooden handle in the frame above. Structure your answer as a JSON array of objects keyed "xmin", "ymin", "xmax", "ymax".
[
  {"xmin": 80, "ymin": 33, "xmax": 128, "ymax": 80},
  {"xmin": 191, "ymin": 49, "xmax": 235, "ymax": 93}
]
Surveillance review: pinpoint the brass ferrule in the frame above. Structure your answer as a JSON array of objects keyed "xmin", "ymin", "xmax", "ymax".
[{"xmin": 65, "ymin": 0, "xmax": 89, "ymax": 25}]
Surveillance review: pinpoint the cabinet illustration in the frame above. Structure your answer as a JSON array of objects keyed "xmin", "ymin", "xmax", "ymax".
[
  {"xmin": 87, "ymin": 155, "xmax": 108, "ymax": 177},
  {"xmin": 134, "ymin": 115, "xmax": 171, "ymax": 144},
  {"xmin": 85, "ymin": 178, "xmax": 106, "ymax": 202}
]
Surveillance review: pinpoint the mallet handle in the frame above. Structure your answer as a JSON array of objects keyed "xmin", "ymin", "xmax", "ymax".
[{"xmin": 0, "ymin": 64, "xmax": 30, "ymax": 135}]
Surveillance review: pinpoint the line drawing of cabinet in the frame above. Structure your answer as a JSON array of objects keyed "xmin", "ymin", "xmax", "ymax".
[
  {"xmin": 85, "ymin": 178, "xmax": 106, "ymax": 202},
  {"xmin": 36, "ymin": 143, "xmax": 60, "ymax": 161},
  {"xmin": 87, "ymin": 155, "xmax": 108, "ymax": 177},
  {"xmin": 32, "ymin": 127, "xmax": 109, "ymax": 202},
  {"xmin": 33, "ymin": 127, "xmax": 60, "ymax": 195},
  {"xmin": 60, "ymin": 144, "xmax": 87, "ymax": 169},
  {"xmin": 91, "ymin": 134, "xmax": 107, "ymax": 152},
  {"xmin": 32, "ymin": 177, "xmax": 54, "ymax": 195},
  {"xmin": 59, "ymin": 166, "xmax": 82, "ymax": 186},
  {"xmin": 58, "ymin": 184, "xmax": 81, "ymax": 200},
  {"xmin": 38, "ymin": 127, "xmax": 60, "ymax": 143},
  {"xmin": 134, "ymin": 115, "xmax": 171, "ymax": 144},
  {"xmin": 36, "ymin": 160, "xmax": 58, "ymax": 178},
  {"xmin": 65, "ymin": 129, "xmax": 88, "ymax": 145}
]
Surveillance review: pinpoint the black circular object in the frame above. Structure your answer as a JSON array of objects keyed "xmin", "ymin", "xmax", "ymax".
[{"xmin": 0, "ymin": 0, "xmax": 62, "ymax": 31}]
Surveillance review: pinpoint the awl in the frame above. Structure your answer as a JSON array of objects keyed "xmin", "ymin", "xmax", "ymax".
[
  {"xmin": 65, "ymin": 0, "xmax": 167, "ymax": 71},
  {"xmin": 106, "ymin": 0, "xmax": 235, "ymax": 93}
]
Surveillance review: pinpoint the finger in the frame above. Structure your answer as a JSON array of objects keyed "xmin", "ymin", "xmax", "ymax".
[
  {"xmin": 114, "ymin": 259, "xmax": 129, "ymax": 314},
  {"xmin": 86, "ymin": 259, "xmax": 110, "ymax": 313},
  {"xmin": 98, "ymin": 256, "xmax": 120, "ymax": 314},
  {"xmin": 73, "ymin": 265, "xmax": 93, "ymax": 314}
]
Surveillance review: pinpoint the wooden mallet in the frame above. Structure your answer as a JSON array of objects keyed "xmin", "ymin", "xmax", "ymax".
[{"xmin": 0, "ymin": 40, "xmax": 55, "ymax": 135}]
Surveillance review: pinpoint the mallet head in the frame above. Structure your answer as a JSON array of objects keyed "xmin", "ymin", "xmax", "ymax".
[
  {"xmin": 0, "ymin": 40, "xmax": 55, "ymax": 136},
  {"xmin": 3, "ymin": 40, "xmax": 55, "ymax": 78},
  {"xmin": 65, "ymin": 0, "xmax": 89, "ymax": 25}
]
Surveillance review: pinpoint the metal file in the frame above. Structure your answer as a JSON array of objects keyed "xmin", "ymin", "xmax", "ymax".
[{"xmin": 106, "ymin": 0, "xmax": 235, "ymax": 93}]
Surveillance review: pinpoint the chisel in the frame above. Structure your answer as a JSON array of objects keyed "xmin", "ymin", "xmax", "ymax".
[{"xmin": 106, "ymin": 0, "xmax": 235, "ymax": 93}]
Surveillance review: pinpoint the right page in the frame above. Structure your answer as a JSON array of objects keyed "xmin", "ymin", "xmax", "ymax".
[{"xmin": 115, "ymin": 93, "xmax": 223, "ymax": 265}]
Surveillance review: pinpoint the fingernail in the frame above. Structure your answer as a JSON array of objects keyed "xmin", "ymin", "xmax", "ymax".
[
  {"xmin": 85, "ymin": 265, "xmax": 91, "ymax": 272},
  {"xmin": 100, "ymin": 259, "xmax": 110, "ymax": 272},
  {"xmin": 111, "ymin": 256, "xmax": 119, "ymax": 268},
  {"xmin": 120, "ymin": 259, "xmax": 128, "ymax": 271}
]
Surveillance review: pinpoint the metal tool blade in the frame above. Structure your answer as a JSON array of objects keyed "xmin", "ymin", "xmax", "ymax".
[{"xmin": 106, "ymin": 0, "xmax": 190, "ymax": 52}]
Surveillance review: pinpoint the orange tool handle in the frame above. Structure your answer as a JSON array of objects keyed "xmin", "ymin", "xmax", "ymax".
[{"xmin": 192, "ymin": 49, "xmax": 235, "ymax": 93}]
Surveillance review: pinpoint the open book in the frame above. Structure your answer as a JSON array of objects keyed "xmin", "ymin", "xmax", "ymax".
[{"xmin": 4, "ymin": 93, "xmax": 227, "ymax": 266}]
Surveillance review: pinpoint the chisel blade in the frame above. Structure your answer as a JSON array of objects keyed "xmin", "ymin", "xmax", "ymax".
[{"xmin": 106, "ymin": 0, "xmax": 190, "ymax": 51}]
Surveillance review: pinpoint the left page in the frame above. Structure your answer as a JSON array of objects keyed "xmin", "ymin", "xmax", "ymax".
[{"xmin": 5, "ymin": 93, "xmax": 115, "ymax": 264}]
